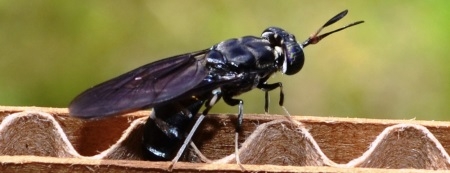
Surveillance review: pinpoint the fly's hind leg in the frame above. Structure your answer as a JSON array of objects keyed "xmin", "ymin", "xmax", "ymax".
[
  {"xmin": 223, "ymin": 95, "xmax": 246, "ymax": 170},
  {"xmin": 169, "ymin": 88, "xmax": 222, "ymax": 170}
]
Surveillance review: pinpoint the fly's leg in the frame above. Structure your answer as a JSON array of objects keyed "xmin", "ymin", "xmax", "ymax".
[
  {"xmin": 168, "ymin": 115, "xmax": 205, "ymax": 171},
  {"xmin": 169, "ymin": 88, "xmax": 222, "ymax": 171},
  {"xmin": 223, "ymin": 96, "xmax": 244, "ymax": 131},
  {"xmin": 257, "ymin": 82, "xmax": 284, "ymax": 113},
  {"xmin": 223, "ymin": 95, "xmax": 246, "ymax": 170}
]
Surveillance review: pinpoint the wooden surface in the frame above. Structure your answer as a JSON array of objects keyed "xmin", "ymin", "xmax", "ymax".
[{"xmin": 1, "ymin": 106, "xmax": 450, "ymax": 172}]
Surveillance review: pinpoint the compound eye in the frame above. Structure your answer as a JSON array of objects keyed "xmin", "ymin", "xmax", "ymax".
[
  {"xmin": 289, "ymin": 34, "xmax": 296, "ymax": 42},
  {"xmin": 283, "ymin": 43, "xmax": 305, "ymax": 75}
]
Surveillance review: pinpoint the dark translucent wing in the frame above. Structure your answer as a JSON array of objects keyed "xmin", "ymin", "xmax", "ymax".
[{"xmin": 69, "ymin": 49, "xmax": 210, "ymax": 118}]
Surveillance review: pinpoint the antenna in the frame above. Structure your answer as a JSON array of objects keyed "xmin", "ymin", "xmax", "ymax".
[{"xmin": 302, "ymin": 10, "xmax": 364, "ymax": 48}]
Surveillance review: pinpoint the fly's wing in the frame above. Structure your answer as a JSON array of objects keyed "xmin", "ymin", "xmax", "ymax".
[{"xmin": 69, "ymin": 49, "xmax": 210, "ymax": 118}]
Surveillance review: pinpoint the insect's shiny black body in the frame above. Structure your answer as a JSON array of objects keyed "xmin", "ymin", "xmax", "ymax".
[
  {"xmin": 143, "ymin": 98, "xmax": 204, "ymax": 160},
  {"xmin": 69, "ymin": 10, "xmax": 363, "ymax": 162},
  {"xmin": 138, "ymin": 32, "xmax": 304, "ymax": 160}
]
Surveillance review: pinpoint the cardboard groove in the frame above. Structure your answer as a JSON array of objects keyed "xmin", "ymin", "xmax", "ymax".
[{"xmin": 0, "ymin": 111, "xmax": 80, "ymax": 158}]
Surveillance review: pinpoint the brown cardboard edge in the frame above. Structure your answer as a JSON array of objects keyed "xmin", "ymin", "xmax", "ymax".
[
  {"xmin": 0, "ymin": 155, "xmax": 443, "ymax": 173},
  {"xmin": 2, "ymin": 105, "xmax": 449, "ymax": 127},
  {"xmin": 0, "ymin": 105, "xmax": 150, "ymax": 117}
]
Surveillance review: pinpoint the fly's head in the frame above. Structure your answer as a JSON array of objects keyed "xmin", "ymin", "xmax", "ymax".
[
  {"xmin": 262, "ymin": 27, "xmax": 304, "ymax": 76},
  {"xmin": 261, "ymin": 10, "xmax": 364, "ymax": 76}
]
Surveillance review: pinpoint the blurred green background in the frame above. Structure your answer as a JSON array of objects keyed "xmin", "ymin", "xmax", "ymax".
[{"xmin": 1, "ymin": 0, "xmax": 450, "ymax": 120}]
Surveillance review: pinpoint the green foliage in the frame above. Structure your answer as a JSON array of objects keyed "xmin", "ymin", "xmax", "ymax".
[{"xmin": 1, "ymin": 0, "xmax": 450, "ymax": 120}]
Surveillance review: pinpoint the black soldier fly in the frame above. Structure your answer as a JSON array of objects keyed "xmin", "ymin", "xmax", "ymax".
[{"xmin": 69, "ymin": 9, "xmax": 363, "ymax": 169}]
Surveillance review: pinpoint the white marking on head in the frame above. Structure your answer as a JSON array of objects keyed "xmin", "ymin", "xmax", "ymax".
[
  {"xmin": 262, "ymin": 32, "xmax": 271, "ymax": 38},
  {"xmin": 282, "ymin": 55, "xmax": 288, "ymax": 74},
  {"xmin": 274, "ymin": 46, "xmax": 283, "ymax": 57}
]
